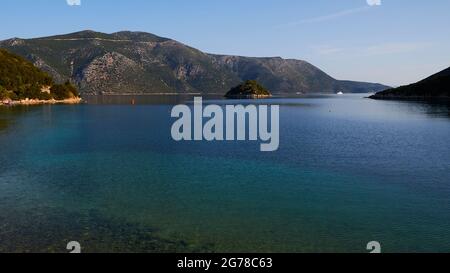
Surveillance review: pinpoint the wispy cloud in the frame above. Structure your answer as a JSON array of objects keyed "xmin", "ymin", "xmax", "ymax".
[
  {"xmin": 310, "ymin": 42, "xmax": 432, "ymax": 57},
  {"xmin": 66, "ymin": 0, "xmax": 81, "ymax": 6},
  {"xmin": 274, "ymin": 6, "xmax": 370, "ymax": 29},
  {"xmin": 274, "ymin": 0, "xmax": 382, "ymax": 29}
]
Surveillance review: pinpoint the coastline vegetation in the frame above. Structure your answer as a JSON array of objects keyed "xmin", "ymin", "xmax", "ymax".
[
  {"xmin": 0, "ymin": 49, "xmax": 79, "ymax": 103},
  {"xmin": 370, "ymin": 67, "xmax": 450, "ymax": 101},
  {"xmin": 225, "ymin": 80, "xmax": 272, "ymax": 99}
]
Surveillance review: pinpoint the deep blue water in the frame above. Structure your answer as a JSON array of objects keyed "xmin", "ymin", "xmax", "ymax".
[{"xmin": 0, "ymin": 94, "xmax": 449, "ymax": 253}]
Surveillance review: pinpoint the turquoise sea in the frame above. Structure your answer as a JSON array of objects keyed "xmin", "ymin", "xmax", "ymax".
[{"xmin": 0, "ymin": 94, "xmax": 449, "ymax": 253}]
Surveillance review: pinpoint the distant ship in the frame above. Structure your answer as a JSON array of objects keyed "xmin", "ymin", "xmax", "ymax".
[{"xmin": 337, "ymin": 91, "xmax": 344, "ymax": 95}]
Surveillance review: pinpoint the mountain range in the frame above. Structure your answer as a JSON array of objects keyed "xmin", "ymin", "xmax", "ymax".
[
  {"xmin": 371, "ymin": 67, "xmax": 450, "ymax": 100},
  {"xmin": 0, "ymin": 30, "xmax": 389, "ymax": 95}
]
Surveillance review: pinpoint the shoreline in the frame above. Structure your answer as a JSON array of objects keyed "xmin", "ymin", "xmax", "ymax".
[
  {"xmin": 225, "ymin": 94, "xmax": 273, "ymax": 99},
  {"xmin": 369, "ymin": 95, "xmax": 450, "ymax": 102},
  {"xmin": 1, "ymin": 97, "xmax": 82, "ymax": 106}
]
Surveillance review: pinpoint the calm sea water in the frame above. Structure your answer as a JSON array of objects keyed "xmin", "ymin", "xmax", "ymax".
[{"xmin": 0, "ymin": 94, "xmax": 449, "ymax": 253}]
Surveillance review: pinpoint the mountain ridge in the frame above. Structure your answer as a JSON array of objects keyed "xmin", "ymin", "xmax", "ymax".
[
  {"xmin": 370, "ymin": 67, "xmax": 450, "ymax": 100},
  {"xmin": 0, "ymin": 30, "xmax": 390, "ymax": 95}
]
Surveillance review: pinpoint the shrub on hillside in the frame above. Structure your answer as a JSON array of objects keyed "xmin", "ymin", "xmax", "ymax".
[{"xmin": 51, "ymin": 81, "xmax": 79, "ymax": 100}]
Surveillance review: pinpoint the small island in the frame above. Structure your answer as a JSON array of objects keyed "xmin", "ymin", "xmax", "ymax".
[
  {"xmin": 0, "ymin": 49, "xmax": 81, "ymax": 106},
  {"xmin": 225, "ymin": 80, "xmax": 272, "ymax": 99}
]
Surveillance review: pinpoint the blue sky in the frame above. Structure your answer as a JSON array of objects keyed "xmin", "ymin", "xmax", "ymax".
[{"xmin": 1, "ymin": 0, "xmax": 449, "ymax": 86}]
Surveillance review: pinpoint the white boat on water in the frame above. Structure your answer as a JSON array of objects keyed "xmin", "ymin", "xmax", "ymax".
[{"xmin": 337, "ymin": 91, "xmax": 344, "ymax": 95}]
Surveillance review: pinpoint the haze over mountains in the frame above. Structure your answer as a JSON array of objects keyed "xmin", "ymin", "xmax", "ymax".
[{"xmin": 0, "ymin": 30, "xmax": 389, "ymax": 95}]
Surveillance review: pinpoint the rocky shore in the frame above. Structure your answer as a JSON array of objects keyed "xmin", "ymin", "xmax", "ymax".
[
  {"xmin": 225, "ymin": 94, "xmax": 272, "ymax": 99},
  {"xmin": 1, "ymin": 97, "xmax": 82, "ymax": 106}
]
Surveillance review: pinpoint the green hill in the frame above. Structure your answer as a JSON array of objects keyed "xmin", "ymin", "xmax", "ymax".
[
  {"xmin": 225, "ymin": 80, "xmax": 272, "ymax": 98},
  {"xmin": 0, "ymin": 30, "xmax": 390, "ymax": 95},
  {"xmin": 370, "ymin": 67, "xmax": 450, "ymax": 100},
  {"xmin": 0, "ymin": 48, "xmax": 78, "ymax": 101}
]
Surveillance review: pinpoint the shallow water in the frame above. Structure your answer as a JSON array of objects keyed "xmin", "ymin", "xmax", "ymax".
[{"xmin": 0, "ymin": 94, "xmax": 449, "ymax": 253}]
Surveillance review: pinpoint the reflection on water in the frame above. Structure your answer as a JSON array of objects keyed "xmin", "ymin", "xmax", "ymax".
[
  {"xmin": 393, "ymin": 100, "xmax": 450, "ymax": 118},
  {"xmin": 0, "ymin": 119, "xmax": 8, "ymax": 131},
  {"xmin": 1, "ymin": 94, "xmax": 450, "ymax": 253},
  {"xmin": 0, "ymin": 106, "xmax": 37, "ymax": 131},
  {"xmin": 83, "ymin": 94, "xmax": 225, "ymax": 105},
  {"xmin": 83, "ymin": 94, "xmax": 450, "ymax": 119}
]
